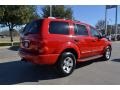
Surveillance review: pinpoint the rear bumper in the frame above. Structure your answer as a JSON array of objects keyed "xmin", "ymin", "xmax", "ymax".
[{"xmin": 18, "ymin": 49, "xmax": 59, "ymax": 65}]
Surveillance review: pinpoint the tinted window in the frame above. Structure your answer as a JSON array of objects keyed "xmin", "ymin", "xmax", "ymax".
[
  {"xmin": 74, "ymin": 24, "xmax": 88, "ymax": 35},
  {"xmin": 49, "ymin": 21, "xmax": 69, "ymax": 35},
  {"xmin": 23, "ymin": 20, "xmax": 43, "ymax": 34},
  {"xmin": 90, "ymin": 27, "xmax": 100, "ymax": 37}
]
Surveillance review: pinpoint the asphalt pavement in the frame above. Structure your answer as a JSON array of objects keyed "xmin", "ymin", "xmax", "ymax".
[{"xmin": 0, "ymin": 42, "xmax": 120, "ymax": 85}]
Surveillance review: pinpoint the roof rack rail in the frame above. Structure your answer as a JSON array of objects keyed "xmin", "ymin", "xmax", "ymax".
[{"xmin": 48, "ymin": 17, "xmax": 67, "ymax": 20}]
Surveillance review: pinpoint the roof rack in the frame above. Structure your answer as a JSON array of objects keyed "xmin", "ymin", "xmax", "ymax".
[
  {"xmin": 48, "ymin": 17, "xmax": 56, "ymax": 19},
  {"xmin": 73, "ymin": 19, "xmax": 80, "ymax": 23},
  {"xmin": 47, "ymin": 17, "xmax": 80, "ymax": 22}
]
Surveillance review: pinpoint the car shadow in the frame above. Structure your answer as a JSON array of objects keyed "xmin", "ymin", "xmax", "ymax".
[
  {"xmin": 0, "ymin": 58, "xmax": 105, "ymax": 85},
  {"xmin": 8, "ymin": 46, "xmax": 19, "ymax": 51},
  {"xmin": 111, "ymin": 58, "xmax": 120, "ymax": 62},
  {"xmin": 76, "ymin": 58, "xmax": 105, "ymax": 69},
  {"xmin": 0, "ymin": 61, "xmax": 61, "ymax": 85}
]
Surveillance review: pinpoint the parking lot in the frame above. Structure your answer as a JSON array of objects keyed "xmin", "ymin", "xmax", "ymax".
[{"xmin": 0, "ymin": 42, "xmax": 120, "ymax": 85}]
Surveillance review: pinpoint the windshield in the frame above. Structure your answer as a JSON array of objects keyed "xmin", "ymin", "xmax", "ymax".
[{"xmin": 23, "ymin": 19, "xmax": 43, "ymax": 35}]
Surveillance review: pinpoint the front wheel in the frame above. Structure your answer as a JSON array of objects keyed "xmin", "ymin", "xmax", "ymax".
[
  {"xmin": 102, "ymin": 46, "xmax": 111, "ymax": 60},
  {"xmin": 56, "ymin": 52, "xmax": 76, "ymax": 76}
]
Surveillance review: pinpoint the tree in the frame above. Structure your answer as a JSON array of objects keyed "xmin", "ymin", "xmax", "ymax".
[
  {"xmin": 96, "ymin": 20, "xmax": 105, "ymax": 30},
  {"xmin": 41, "ymin": 5, "xmax": 73, "ymax": 19},
  {"xmin": 0, "ymin": 5, "xmax": 39, "ymax": 45},
  {"xmin": 95, "ymin": 20, "xmax": 105, "ymax": 34}
]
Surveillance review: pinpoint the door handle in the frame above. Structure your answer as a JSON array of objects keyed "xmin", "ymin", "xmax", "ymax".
[
  {"xmin": 92, "ymin": 39, "xmax": 96, "ymax": 42},
  {"xmin": 74, "ymin": 39, "xmax": 79, "ymax": 42}
]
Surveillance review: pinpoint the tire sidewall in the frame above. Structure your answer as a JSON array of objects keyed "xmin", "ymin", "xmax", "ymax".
[
  {"xmin": 104, "ymin": 46, "xmax": 111, "ymax": 60},
  {"xmin": 57, "ymin": 52, "xmax": 76, "ymax": 76}
]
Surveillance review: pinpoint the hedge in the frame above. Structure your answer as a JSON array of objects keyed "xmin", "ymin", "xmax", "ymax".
[{"xmin": 0, "ymin": 42, "xmax": 20, "ymax": 46}]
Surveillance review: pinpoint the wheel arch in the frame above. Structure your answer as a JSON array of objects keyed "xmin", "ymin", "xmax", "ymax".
[
  {"xmin": 103, "ymin": 43, "xmax": 112, "ymax": 54},
  {"xmin": 105, "ymin": 43, "xmax": 112, "ymax": 51},
  {"xmin": 55, "ymin": 42, "xmax": 81, "ymax": 64},
  {"xmin": 58, "ymin": 48, "xmax": 79, "ymax": 60},
  {"xmin": 108, "ymin": 44, "xmax": 112, "ymax": 51}
]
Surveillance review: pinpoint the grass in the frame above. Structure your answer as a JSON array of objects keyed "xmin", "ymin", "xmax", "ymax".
[
  {"xmin": 0, "ymin": 36, "xmax": 20, "ymax": 43},
  {"xmin": 0, "ymin": 36, "xmax": 20, "ymax": 46}
]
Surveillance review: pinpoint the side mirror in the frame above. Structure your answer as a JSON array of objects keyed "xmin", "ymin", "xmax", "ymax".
[
  {"xmin": 102, "ymin": 34, "xmax": 106, "ymax": 38},
  {"xmin": 94, "ymin": 35, "xmax": 103, "ymax": 39}
]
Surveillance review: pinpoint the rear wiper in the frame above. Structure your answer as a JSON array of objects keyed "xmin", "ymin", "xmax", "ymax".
[{"xmin": 24, "ymin": 32, "xmax": 32, "ymax": 35}]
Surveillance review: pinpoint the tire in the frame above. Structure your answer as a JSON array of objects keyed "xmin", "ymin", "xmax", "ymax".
[
  {"xmin": 102, "ymin": 46, "xmax": 111, "ymax": 61},
  {"xmin": 56, "ymin": 52, "xmax": 76, "ymax": 76}
]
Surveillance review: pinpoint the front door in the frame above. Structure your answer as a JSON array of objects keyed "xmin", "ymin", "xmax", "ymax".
[{"xmin": 89, "ymin": 27, "xmax": 105, "ymax": 56}]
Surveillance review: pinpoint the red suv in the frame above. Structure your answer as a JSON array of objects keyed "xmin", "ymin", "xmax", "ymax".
[{"xmin": 19, "ymin": 17, "xmax": 112, "ymax": 76}]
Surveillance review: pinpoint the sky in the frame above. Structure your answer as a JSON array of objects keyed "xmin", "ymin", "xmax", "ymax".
[
  {"xmin": 37, "ymin": 5, "xmax": 120, "ymax": 26},
  {"xmin": 1, "ymin": 5, "xmax": 120, "ymax": 31}
]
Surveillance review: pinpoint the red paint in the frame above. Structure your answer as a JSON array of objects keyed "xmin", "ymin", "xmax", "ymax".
[{"xmin": 18, "ymin": 17, "xmax": 111, "ymax": 65}]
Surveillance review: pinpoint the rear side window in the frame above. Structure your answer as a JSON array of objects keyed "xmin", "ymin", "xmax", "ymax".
[
  {"xmin": 74, "ymin": 24, "xmax": 88, "ymax": 35},
  {"xmin": 23, "ymin": 20, "xmax": 43, "ymax": 34},
  {"xmin": 49, "ymin": 21, "xmax": 69, "ymax": 35}
]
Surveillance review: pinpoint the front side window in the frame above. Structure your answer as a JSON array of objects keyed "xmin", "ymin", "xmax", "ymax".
[
  {"xmin": 49, "ymin": 21, "xmax": 69, "ymax": 35},
  {"xmin": 74, "ymin": 24, "xmax": 88, "ymax": 35},
  {"xmin": 90, "ymin": 27, "xmax": 100, "ymax": 37}
]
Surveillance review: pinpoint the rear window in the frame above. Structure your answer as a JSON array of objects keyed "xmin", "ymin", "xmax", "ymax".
[
  {"xmin": 23, "ymin": 19, "xmax": 43, "ymax": 34},
  {"xmin": 49, "ymin": 21, "xmax": 69, "ymax": 35}
]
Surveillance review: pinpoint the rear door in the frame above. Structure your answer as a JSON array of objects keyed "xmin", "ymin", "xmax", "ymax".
[
  {"xmin": 73, "ymin": 23, "xmax": 92, "ymax": 59},
  {"xmin": 20, "ymin": 19, "xmax": 43, "ymax": 51}
]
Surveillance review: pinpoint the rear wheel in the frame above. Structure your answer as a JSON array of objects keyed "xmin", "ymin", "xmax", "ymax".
[
  {"xmin": 102, "ymin": 46, "xmax": 111, "ymax": 60},
  {"xmin": 56, "ymin": 52, "xmax": 76, "ymax": 76}
]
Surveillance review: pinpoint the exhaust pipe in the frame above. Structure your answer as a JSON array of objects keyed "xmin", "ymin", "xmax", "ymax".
[{"xmin": 21, "ymin": 58, "xmax": 27, "ymax": 62}]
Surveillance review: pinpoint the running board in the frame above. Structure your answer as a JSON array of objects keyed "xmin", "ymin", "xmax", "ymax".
[{"xmin": 77, "ymin": 55, "xmax": 103, "ymax": 62}]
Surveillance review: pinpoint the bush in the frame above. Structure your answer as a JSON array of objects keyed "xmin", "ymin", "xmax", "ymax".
[
  {"xmin": 13, "ymin": 42, "xmax": 20, "ymax": 46},
  {"xmin": 0, "ymin": 42, "xmax": 20, "ymax": 46}
]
